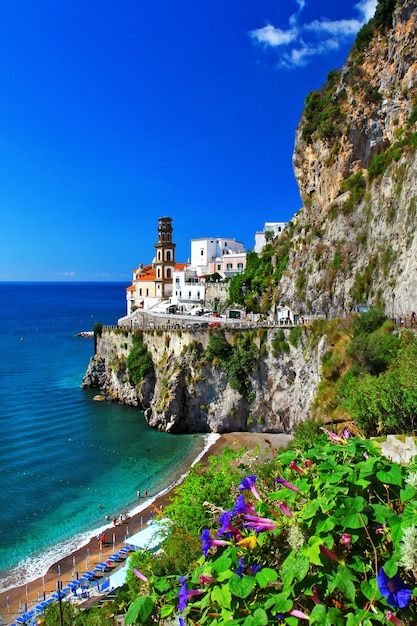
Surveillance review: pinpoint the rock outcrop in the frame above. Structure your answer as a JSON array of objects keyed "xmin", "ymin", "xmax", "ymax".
[
  {"xmin": 82, "ymin": 327, "xmax": 324, "ymax": 434},
  {"xmin": 278, "ymin": 0, "xmax": 417, "ymax": 318}
]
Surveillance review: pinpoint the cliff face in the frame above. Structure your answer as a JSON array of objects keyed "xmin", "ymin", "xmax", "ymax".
[
  {"xmin": 82, "ymin": 328, "xmax": 325, "ymax": 434},
  {"xmin": 279, "ymin": 0, "xmax": 417, "ymax": 318}
]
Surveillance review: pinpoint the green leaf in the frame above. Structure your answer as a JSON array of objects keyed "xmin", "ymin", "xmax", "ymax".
[
  {"xmin": 255, "ymin": 567, "xmax": 278, "ymax": 588},
  {"xmin": 316, "ymin": 516, "xmax": 336, "ymax": 533},
  {"xmin": 281, "ymin": 552, "xmax": 310, "ymax": 586},
  {"xmin": 242, "ymin": 608, "xmax": 269, "ymax": 625},
  {"xmin": 211, "ymin": 554, "xmax": 232, "ymax": 573},
  {"xmin": 160, "ymin": 604, "xmax": 175, "ymax": 618},
  {"xmin": 124, "ymin": 596, "xmax": 154, "ymax": 624},
  {"xmin": 337, "ymin": 511, "xmax": 368, "ymax": 529},
  {"xmin": 310, "ymin": 604, "xmax": 344, "ymax": 625},
  {"xmin": 376, "ymin": 464, "xmax": 403, "ymax": 486},
  {"xmin": 301, "ymin": 535, "xmax": 325, "ymax": 566},
  {"xmin": 228, "ymin": 573, "xmax": 257, "ymax": 599},
  {"xmin": 400, "ymin": 484, "xmax": 416, "ymax": 502},
  {"xmin": 264, "ymin": 593, "xmax": 293, "ymax": 613},
  {"xmin": 211, "ymin": 583, "xmax": 232, "ymax": 609},
  {"xmin": 328, "ymin": 565, "xmax": 357, "ymax": 602},
  {"xmin": 360, "ymin": 578, "xmax": 377, "ymax": 601}
]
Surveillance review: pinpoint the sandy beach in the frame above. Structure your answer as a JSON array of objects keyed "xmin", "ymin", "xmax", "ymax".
[{"xmin": 0, "ymin": 431, "xmax": 291, "ymax": 623}]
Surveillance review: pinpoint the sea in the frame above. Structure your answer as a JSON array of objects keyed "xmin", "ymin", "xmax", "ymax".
[{"xmin": 0, "ymin": 282, "xmax": 211, "ymax": 593}]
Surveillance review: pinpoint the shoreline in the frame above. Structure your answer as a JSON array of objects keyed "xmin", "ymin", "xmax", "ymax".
[{"xmin": 0, "ymin": 431, "xmax": 291, "ymax": 621}]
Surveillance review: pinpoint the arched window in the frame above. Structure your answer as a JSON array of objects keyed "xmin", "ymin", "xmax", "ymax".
[
  {"xmin": 166, "ymin": 250, "xmax": 171, "ymax": 261},
  {"xmin": 157, "ymin": 251, "xmax": 161, "ymax": 260},
  {"xmin": 157, "ymin": 268, "xmax": 161, "ymax": 278},
  {"xmin": 166, "ymin": 268, "xmax": 172, "ymax": 278}
]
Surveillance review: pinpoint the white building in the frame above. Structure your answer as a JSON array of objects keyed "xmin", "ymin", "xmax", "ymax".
[
  {"xmin": 190, "ymin": 237, "xmax": 246, "ymax": 277},
  {"xmin": 254, "ymin": 222, "xmax": 288, "ymax": 253}
]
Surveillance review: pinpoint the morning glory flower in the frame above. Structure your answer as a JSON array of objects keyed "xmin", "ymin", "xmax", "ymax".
[
  {"xmin": 341, "ymin": 533, "xmax": 351, "ymax": 546},
  {"xmin": 235, "ymin": 557, "xmax": 261, "ymax": 578},
  {"xmin": 200, "ymin": 528, "xmax": 230, "ymax": 557},
  {"xmin": 276, "ymin": 609, "xmax": 309, "ymax": 620},
  {"xmin": 238, "ymin": 475, "xmax": 261, "ymax": 500},
  {"xmin": 133, "ymin": 568, "xmax": 148, "ymax": 582},
  {"xmin": 289, "ymin": 460, "xmax": 303, "ymax": 475},
  {"xmin": 198, "ymin": 574, "xmax": 216, "ymax": 584},
  {"xmin": 217, "ymin": 510, "xmax": 242, "ymax": 540},
  {"xmin": 178, "ymin": 576, "xmax": 203, "ymax": 612},
  {"xmin": 232, "ymin": 494, "xmax": 255, "ymax": 515},
  {"xmin": 319, "ymin": 545, "xmax": 338, "ymax": 562},
  {"xmin": 386, "ymin": 611, "xmax": 404, "ymax": 625},
  {"xmin": 274, "ymin": 476, "xmax": 300, "ymax": 493},
  {"xmin": 278, "ymin": 500, "xmax": 293, "ymax": 518},
  {"xmin": 242, "ymin": 514, "xmax": 278, "ymax": 532},
  {"xmin": 377, "ymin": 568, "xmax": 412, "ymax": 608}
]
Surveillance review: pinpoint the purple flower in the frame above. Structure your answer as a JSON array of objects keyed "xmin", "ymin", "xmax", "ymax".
[
  {"xmin": 238, "ymin": 475, "xmax": 261, "ymax": 500},
  {"xmin": 235, "ymin": 557, "xmax": 261, "ymax": 578},
  {"xmin": 278, "ymin": 500, "xmax": 293, "ymax": 518},
  {"xmin": 274, "ymin": 476, "xmax": 300, "ymax": 493},
  {"xmin": 200, "ymin": 528, "xmax": 230, "ymax": 557},
  {"xmin": 341, "ymin": 533, "xmax": 351, "ymax": 546},
  {"xmin": 179, "ymin": 619, "xmax": 185, "ymax": 626},
  {"xmin": 289, "ymin": 460, "xmax": 303, "ymax": 475},
  {"xmin": 178, "ymin": 576, "xmax": 203, "ymax": 612},
  {"xmin": 377, "ymin": 568, "xmax": 411, "ymax": 609},
  {"xmin": 232, "ymin": 494, "xmax": 255, "ymax": 515},
  {"xmin": 276, "ymin": 609, "xmax": 309, "ymax": 620},
  {"xmin": 386, "ymin": 611, "xmax": 404, "ymax": 625},
  {"xmin": 217, "ymin": 510, "xmax": 242, "ymax": 540},
  {"xmin": 242, "ymin": 514, "xmax": 278, "ymax": 532},
  {"xmin": 133, "ymin": 568, "xmax": 148, "ymax": 582},
  {"xmin": 235, "ymin": 557, "xmax": 245, "ymax": 579},
  {"xmin": 319, "ymin": 545, "xmax": 338, "ymax": 562}
]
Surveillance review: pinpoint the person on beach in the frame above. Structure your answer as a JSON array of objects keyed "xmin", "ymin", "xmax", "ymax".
[{"xmin": 137, "ymin": 490, "xmax": 141, "ymax": 497}]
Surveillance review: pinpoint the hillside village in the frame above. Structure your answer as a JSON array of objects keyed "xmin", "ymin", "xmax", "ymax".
[{"xmin": 122, "ymin": 216, "xmax": 289, "ymax": 322}]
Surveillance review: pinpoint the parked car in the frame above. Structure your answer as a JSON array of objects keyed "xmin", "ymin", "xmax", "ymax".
[{"xmin": 209, "ymin": 321, "xmax": 221, "ymax": 328}]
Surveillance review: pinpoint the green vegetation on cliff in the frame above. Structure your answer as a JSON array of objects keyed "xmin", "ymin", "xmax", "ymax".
[{"xmin": 126, "ymin": 330, "xmax": 154, "ymax": 386}]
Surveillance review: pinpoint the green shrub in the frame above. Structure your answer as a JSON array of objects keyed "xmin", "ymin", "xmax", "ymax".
[
  {"xmin": 126, "ymin": 331, "xmax": 154, "ymax": 386},
  {"xmin": 289, "ymin": 325, "xmax": 302, "ymax": 348}
]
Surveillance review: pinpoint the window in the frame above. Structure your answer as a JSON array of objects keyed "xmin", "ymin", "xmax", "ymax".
[
  {"xmin": 146, "ymin": 289, "xmax": 149, "ymax": 296},
  {"xmin": 166, "ymin": 250, "xmax": 171, "ymax": 261},
  {"xmin": 157, "ymin": 251, "xmax": 161, "ymax": 260},
  {"xmin": 226, "ymin": 263, "xmax": 232, "ymax": 270},
  {"xmin": 200, "ymin": 249, "xmax": 204, "ymax": 256},
  {"xmin": 175, "ymin": 277, "xmax": 180, "ymax": 284},
  {"xmin": 157, "ymin": 268, "xmax": 161, "ymax": 278},
  {"xmin": 237, "ymin": 263, "xmax": 243, "ymax": 271},
  {"xmin": 139, "ymin": 288, "xmax": 142, "ymax": 296},
  {"xmin": 166, "ymin": 268, "xmax": 171, "ymax": 278},
  {"xmin": 188, "ymin": 291, "xmax": 192, "ymax": 299},
  {"xmin": 217, "ymin": 264, "xmax": 221, "ymax": 271},
  {"xmin": 197, "ymin": 291, "xmax": 200, "ymax": 299},
  {"xmin": 166, "ymin": 233, "xmax": 170, "ymax": 242}
]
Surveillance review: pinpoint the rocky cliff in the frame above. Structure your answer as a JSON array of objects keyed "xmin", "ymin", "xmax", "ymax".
[
  {"xmin": 278, "ymin": 0, "xmax": 417, "ymax": 319},
  {"xmin": 82, "ymin": 327, "xmax": 325, "ymax": 434}
]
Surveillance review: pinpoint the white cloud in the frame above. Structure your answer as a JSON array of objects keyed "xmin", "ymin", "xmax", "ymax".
[
  {"xmin": 305, "ymin": 18, "xmax": 362, "ymax": 37},
  {"xmin": 57, "ymin": 271, "xmax": 76, "ymax": 277},
  {"xmin": 250, "ymin": 24, "xmax": 296, "ymax": 47},
  {"xmin": 250, "ymin": 0, "xmax": 378, "ymax": 69},
  {"xmin": 356, "ymin": 0, "xmax": 377, "ymax": 22}
]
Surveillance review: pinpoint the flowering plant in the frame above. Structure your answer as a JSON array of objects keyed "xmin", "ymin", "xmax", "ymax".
[{"xmin": 125, "ymin": 433, "xmax": 417, "ymax": 625}]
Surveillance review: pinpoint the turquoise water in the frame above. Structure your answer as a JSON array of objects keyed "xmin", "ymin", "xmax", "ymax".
[{"xmin": 0, "ymin": 283, "xmax": 207, "ymax": 592}]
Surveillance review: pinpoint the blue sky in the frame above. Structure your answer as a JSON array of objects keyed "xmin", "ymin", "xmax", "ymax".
[{"xmin": 0, "ymin": 0, "xmax": 376, "ymax": 281}]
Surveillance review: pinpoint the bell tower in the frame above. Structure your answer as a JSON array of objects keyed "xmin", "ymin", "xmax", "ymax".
[{"xmin": 154, "ymin": 216, "xmax": 176, "ymax": 299}]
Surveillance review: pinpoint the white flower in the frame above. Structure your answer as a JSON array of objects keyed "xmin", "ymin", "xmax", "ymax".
[
  {"xmin": 287, "ymin": 525, "xmax": 305, "ymax": 552},
  {"xmin": 399, "ymin": 525, "xmax": 417, "ymax": 572},
  {"xmin": 405, "ymin": 472, "xmax": 417, "ymax": 489}
]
